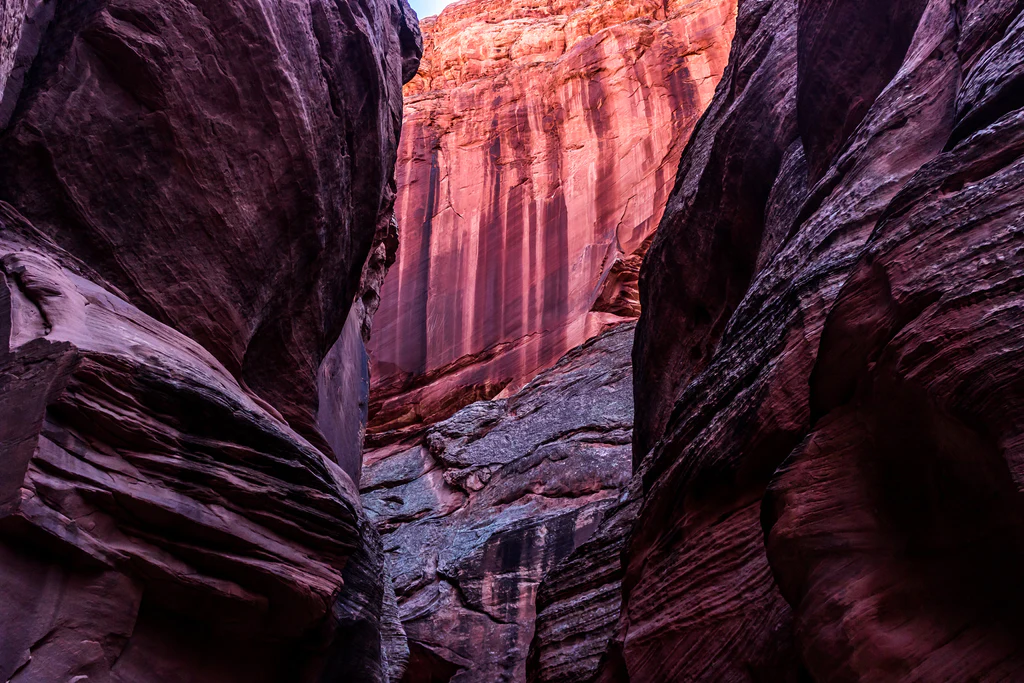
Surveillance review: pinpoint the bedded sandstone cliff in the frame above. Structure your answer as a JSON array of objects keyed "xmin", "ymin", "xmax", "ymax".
[{"xmin": 366, "ymin": 0, "xmax": 737, "ymax": 443}]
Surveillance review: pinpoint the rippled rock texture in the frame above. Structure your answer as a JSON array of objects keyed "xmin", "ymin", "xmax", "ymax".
[
  {"xmin": 366, "ymin": 0, "xmax": 737, "ymax": 443},
  {"xmin": 362, "ymin": 323, "xmax": 635, "ymax": 682},
  {"xmin": 595, "ymin": 0, "xmax": 1024, "ymax": 680},
  {"xmin": 0, "ymin": 0, "xmax": 420, "ymax": 680}
]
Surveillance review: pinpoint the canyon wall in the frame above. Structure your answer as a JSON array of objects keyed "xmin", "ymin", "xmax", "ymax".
[
  {"xmin": 366, "ymin": 0, "xmax": 737, "ymax": 443},
  {"xmin": 363, "ymin": 322, "xmax": 635, "ymax": 683},
  {"xmin": 0, "ymin": 0, "xmax": 419, "ymax": 680},
  {"xmin": 531, "ymin": 0, "xmax": 1024, "ymax": 680},
  {"xmin": 361, "ymin": 1, "xmax": 740, "ymax": 679}
]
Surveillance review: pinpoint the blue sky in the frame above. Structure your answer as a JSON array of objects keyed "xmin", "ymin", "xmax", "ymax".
[{"xmin": 409, "ymin": 0, "xmax": 453, "ymax": 18}]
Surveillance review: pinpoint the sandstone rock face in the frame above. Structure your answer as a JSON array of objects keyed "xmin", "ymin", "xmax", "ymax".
[
  {"xmin": 0, "ymin": 0, "xmax": 421, "ymax": 455},
  {"xmin": 605, "ymin": 0, "xmax": 1024, "ymax": 680},
  {"xmin": 527, "ymin": 476, "xmax": 639, "ymax": 683},
  {"xmin": 1, "ymin": 0, "xmax": 51, "ymax": 127},
  {"xmin": 319, "ymin": 216, "xmax": 401, "ymax": 482},
  {"xmin": 367, "ymin": 0, "xmax": 737, "ymax": 442},
  {"xmin": 361, "ymin": 323, "xmax": 635, "ymax": 682},
  {"xmin": 0, "ymin": 0, "xmax": 420, "ymax": 680}
]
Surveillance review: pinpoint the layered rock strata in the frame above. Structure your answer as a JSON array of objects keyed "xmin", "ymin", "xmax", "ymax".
[
  {"xmin": 367, "ymin": 0, "xmax": 737, "ymax": 442},
  {"xmin": 0, "ymin": 0, "xmax": 420, "ymax": 680},
  {"xmin": 361, "ymin": 323, "xmax": 636, "ymax": 682},
  {"xmin": 526, "ymin": 477, "xmax": 639, "ymax": 683},
  {"xmin": 559, "ymin": 0, "xmax": 1024, "ymax": 680}
]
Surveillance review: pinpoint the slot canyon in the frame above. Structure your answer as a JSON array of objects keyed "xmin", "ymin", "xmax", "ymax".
[{"xmin": 1, "ymin": 0, "xmax": 1023, "ymax": 682}]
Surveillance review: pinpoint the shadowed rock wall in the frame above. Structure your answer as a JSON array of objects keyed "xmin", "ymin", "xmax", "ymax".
[
  {"xmin": 0, "ymin": 0, "xmax": 420, "ymax": 454},
  {"xmin": 540, "ymin": 0, "xmax": 1024, "ymax": 680},
  {"xmin": 0, "ymin": 0, "xmax": 420, "ymax": 680}
]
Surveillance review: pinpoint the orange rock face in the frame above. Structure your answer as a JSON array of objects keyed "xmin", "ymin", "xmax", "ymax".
[{"xmin": 368, "ymin": 0, "xmax": 737, "ymax": 441}]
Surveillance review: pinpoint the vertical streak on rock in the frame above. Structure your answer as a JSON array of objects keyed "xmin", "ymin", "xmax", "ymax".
[
  {"xmin": 528, "ymin": 196, "xmax": 540, "ymax": 332},
  {"xmin": 541, "ymin": 182, "xmax": 570, "ymax": 364},
  {"xmin": 416, "ymin": 145, "xmax": 438, "ymax": 374},
  {"xmin": 504, "ymin": 178, "xmax": 526, "ymax": 342},
  {"xmin": 476, "ymin": 135, "xmax": 504, "ymax": 351},
  {"xmin": 367, "ymin": 0, "xmax": 738, "ymax": 442}
]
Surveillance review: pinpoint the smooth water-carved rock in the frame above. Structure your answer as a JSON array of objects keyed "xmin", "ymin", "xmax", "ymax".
[
  {"xmin": 609, "ymin": 0, "xmax": 1024, "ymax": 680},
  {"xmin": 0, "ymin": 0, "xmax": 420, "ymax": 679},
  {"xmin": 0, "ymin": 211, "xmax": 366, "ymax": 681},
  {"xmin": 0, "ymin": 0, "xmax": 421, "ymax": 455},
  {"xmin": 319, "ymin": 215, "xmax": 401, "ymax": 483},
  {"xmin": 362, "ymin": 323, "xmax": 636, "ymax": 683},
  {"xmin": 367, "ymin": 0, "xmax": 737, "ymax": 443}
]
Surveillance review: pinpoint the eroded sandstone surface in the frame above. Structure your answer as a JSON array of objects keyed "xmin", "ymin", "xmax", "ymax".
[
  {"xmin": 0, "ymin": 0, "xmax": 420, "ymax": 680},
  {"xmin": 361, "ymin": 2, "xmax": 742, "ymax": 679},
  {"xmin": 366, "ymin": 0, "xmax": 737, "ymax": 442},
  {"xmin": 539, "ymin": 0, "xmax": 1024, "ymax": 680},
  {"xmin": 362, "ymin": 323, "xmax": 635, "ymax": 682},
  {"xmin": 527, "ymin": 475, "xmax": 639, "ymax": 683}
]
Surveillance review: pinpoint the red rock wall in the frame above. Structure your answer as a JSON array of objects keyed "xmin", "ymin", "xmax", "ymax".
[
  {"xmin": 367, "ymin": 0, "xmax": 736, "ymax": 441},
  {"xmin": 599, "ymin": 0, "xmax": 1024, "ymax": 680},
  {"xmin": 0, "ymin": 0, "xmax": 420, "ymax": 456},
  {"xmin": 0, "ymin": 0, "xmax": 420, "ymax": 680}
]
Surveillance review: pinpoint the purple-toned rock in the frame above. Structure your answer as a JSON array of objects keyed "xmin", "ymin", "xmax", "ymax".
[
  {"xmin": 0, "ymin": 0, "xmax": 420, "ymax": 454},
  {"xmin": 612, "ymin": 0, "xmax": 1024, "ymax": 680},
  {"xmin": 319, "ymin": 215, "xmax": 401, "ymax": 483},
  {"xmin": 527, "ymin": 476, "xmax": 640, "ymax": 683},
  {"xmin": 362, "ymin": 323, "xmax": 635, "ymax": 682},
  {"xmin": 0, "ymin": 0, "xmax": 420, "ymax": 679}
]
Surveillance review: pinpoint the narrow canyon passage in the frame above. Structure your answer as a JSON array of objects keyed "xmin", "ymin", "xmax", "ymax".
[
  {"xmin": 364, "ymin": 0, "xmax": 1024, "ymax": 681},
  {"xmin": 1, "ymin": 0, "xmax": 1023, "ymax": 681},
  {"xmin": 360, "ymin": 1, "xmax": 737, "ymax": 679}
]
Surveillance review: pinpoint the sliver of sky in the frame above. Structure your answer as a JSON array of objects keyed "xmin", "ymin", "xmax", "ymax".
[{"xmin": 409, "ymin": 0, "xmax": 454, "ymax": 18}]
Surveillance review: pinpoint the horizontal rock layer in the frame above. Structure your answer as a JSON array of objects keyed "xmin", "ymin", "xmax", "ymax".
[
  {"xmin": 367, "ymin": 0, "xmax": 736, "ymax": 442},
  {"xmin": 362, "ymin": 323, "xmax": 636, "ymax": 683},
  {"xmin": 0, "ymin": 209, "xmax": 364, "ymax": 681},
  {"xmin": 605, "ymin": 0, "xmax": 1024, "ymax": 680},
  {"xmin": 0, "ymin": 0, "xmax": 420, "ymax": 680}
]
